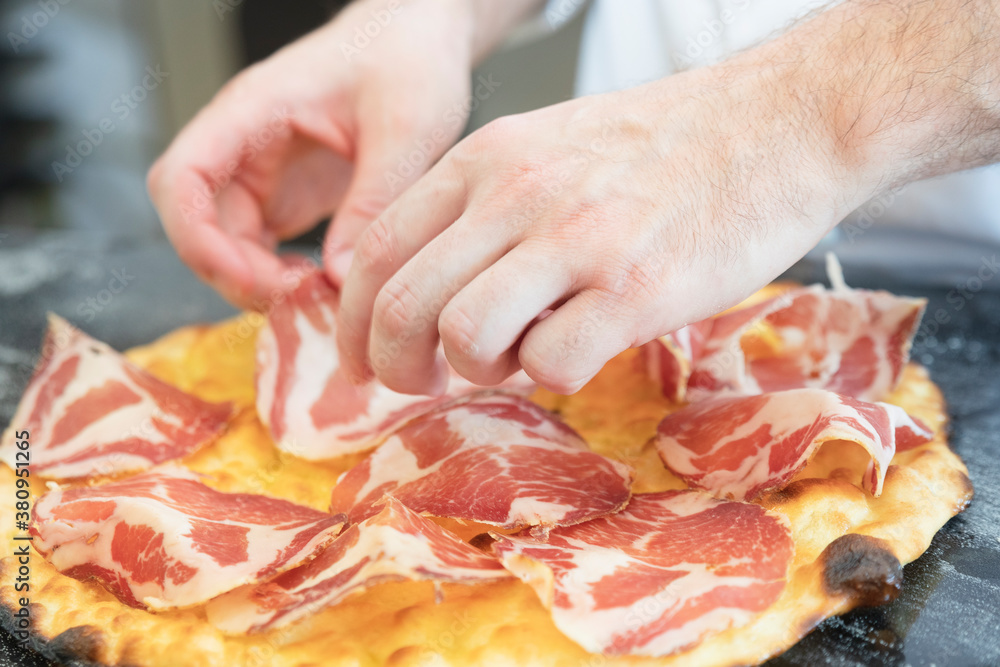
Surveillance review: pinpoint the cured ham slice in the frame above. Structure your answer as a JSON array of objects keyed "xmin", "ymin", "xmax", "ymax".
[
  {"xmin": 654, "ymin": 389, "xmax": 934, "ymax": 501},
  {"xmin": 256, "ymin": 271, "xmax": 440, "ymax": 460},
  {"xmin": 206, "ymin": 497, "xmax": 511, "ymax": 634},
  {"xmin": 329, "ymin": 393, "xmax": 632, "ymax": 529},
  {"xmin": 643, "ymin": 278, "xmax": 925, "ymax": 403},
  {"xmin": 640, "ymin": 320, "xmax": 713, "ymax": 403},
  {"xmin": 492, "ymin": 490, "xmax": 793, "ymax": 657},
  {"xmin": 0, "ymin": 315, "xmax": 232, "ymax": 480},
  {"xmin": 30, "ymin": 467, "xmax": 345, "ymax": 609},
  {"xmin": 256, "ymin": 270, "xmax": 534, "ymax": 460}
]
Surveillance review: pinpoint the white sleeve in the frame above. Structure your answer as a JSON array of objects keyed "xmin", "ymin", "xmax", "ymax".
[{"xmin": 503, "ymin": 0, "xmax": 589, "ymax": 49}]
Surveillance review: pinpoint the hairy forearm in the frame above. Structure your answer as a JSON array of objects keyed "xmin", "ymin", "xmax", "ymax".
[{"xmin": 769, "ymin": 0, "xmax": 1000, "ymax": 195}]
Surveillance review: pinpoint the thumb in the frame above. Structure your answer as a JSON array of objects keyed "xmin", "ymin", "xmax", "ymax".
[{"xmin": 323, "ymin": 130, "xmax": 434, "ymax": 285}]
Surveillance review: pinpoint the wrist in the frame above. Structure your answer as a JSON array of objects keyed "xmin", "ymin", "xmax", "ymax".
[
  {"xmin": 764, "ymin": 0, "xmax": 1000, "ymax": 202},
  {"xmin": 696, "ymin": 57, "xmax": 861, "ymax": 233}
]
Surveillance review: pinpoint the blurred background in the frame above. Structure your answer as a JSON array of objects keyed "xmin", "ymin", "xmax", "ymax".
[
  {"xmin": 0, "ymin": 0, "xmax": 583, "ymax": 238},
  {"xmin": 0, "ymin": 0, "xmax": 585, "ymax": 419}
]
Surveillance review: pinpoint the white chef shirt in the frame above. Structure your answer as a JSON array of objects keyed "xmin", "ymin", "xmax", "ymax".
[{"xmin": 540, "ymin": 0, "xmax": 1000, "ymax": 259}]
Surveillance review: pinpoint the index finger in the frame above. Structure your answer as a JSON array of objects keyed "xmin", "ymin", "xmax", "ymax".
[
  {"xmin": 147, "ymin": 99, "xmax": 295, "ymax": 307},
  {"xmin": 335, "ymin": 158, "xmax": 468, "ymax": 386},
  {"xmin": 149, "ymin": 162, "xmax": 256, "ymax": 305}
]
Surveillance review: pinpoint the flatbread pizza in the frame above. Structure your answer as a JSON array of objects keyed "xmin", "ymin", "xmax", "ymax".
[{"xmin": 0, "ymin": 269, "xmax": 972, "ymax": 666}]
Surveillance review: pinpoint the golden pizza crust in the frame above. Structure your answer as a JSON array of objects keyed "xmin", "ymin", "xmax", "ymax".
[{"xmin": 0, "ymin": 294, "xmax": 972, "ymax": 667}]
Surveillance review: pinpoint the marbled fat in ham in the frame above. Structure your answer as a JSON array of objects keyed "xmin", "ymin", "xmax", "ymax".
[
  {"xmin": 329, "ymin": 393, "xmax": 632, "ymax": 529},
  {"xmin": 256, "ymin": 271, "xmax": 534, "ymax": 460},
  {"xmin": 654, "ymin": 389, "xmax": 933, "ymax": 501},
  {"xmin": 30, "ymin": 467, "xmax": 345, "ymax": 609},
  {"xmin": 207, "ymin": 497, "xmax": 510, "ymax": 634},
  {"xmin": 641, "ymin": 320, "xmax": 713, "ymax": 403},
  {"xmin": 643, "ymin": 284, "xmax": 925, "ymax": 403},
  {"xmin": 492, "ymin": 490, "xmax": 793, "ymax": 657},
  {"xmin": 256, "ymin": 271, "xmax": 444, "ymax": 459},
  {"xmin": 0, "ymin": 315, "xmax": 232, "ymax": 479}
]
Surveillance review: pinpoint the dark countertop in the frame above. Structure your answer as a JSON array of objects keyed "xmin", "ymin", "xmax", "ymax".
[{"xmin": 1, "ymin": 231, "xmax": 998, "ymax": 667}]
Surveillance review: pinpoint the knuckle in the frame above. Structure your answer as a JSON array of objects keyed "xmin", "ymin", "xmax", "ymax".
[
  {"xmin": 354, "ymin": 217, "xmax": 397, "ymax": 272},
  {"xmin": 339, "ymin": 194, "xmax": 391, "ymax": 229},
  {"xmin": 594, "ymin": 241, "xmax": 664, "ymax": 304},
  {"xmin": 374, "ymin": 279, "xmax": 423, "ymax": 339},
  {"xmin": 438, "ymin": 303, "xmax": 483, "ymax": 362},
  {"xmin": 214, "ymin": 66, "xmax": 261, "ymax": 105},
  {"xmin": 548, "ymin": 200, "xmax": 604, "ymax": 240},
  {"xmin": 474, "ymin": 116, "xmax": 517, "ymax": 147},
  {"xmin": 444, "ymin": 142, "xmax": 479, "ymax": 179},
  {"xmin": 465, "ymin": 115, "xmax": 524, "ymax": 159},
  {"xmin": 501, "ymin": 159, "xmax": 551, "ymax": 194},
  {"xmin": 425, "ymin": 159, "xmax": 467, "ymax": 201}
]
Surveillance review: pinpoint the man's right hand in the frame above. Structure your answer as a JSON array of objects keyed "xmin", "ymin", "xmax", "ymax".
[{"xmin": 148, "ymin": 0, "xmax": 532, "ymax": 308}]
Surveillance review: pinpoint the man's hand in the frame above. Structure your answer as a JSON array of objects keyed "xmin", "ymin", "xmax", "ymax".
[
  {"xmin": 147, "ymin": 0, "xmax": 540, "ymax": 308},
  {"xmin": 335, "ymin": 68, "xmax": 851, "ymax": 394},
  {"xmin": 337, "ymin": 0, "xmax": 1000, "ymax": 396}
]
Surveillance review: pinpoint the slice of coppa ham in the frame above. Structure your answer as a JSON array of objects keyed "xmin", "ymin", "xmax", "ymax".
[
  {"xmin": 206, "ymin": 497, "xmax": 511, "ymax": 634},
  {"xmin": 654, "ymin": 389, "xmax": 933, "ymax": 501},
  {"xmin": 643, "ymin": 263, "xmax": 925, "ymax": 403},
  {"xmin": 329, "ymin": 393, "xmax": 632, "ymax": 529},
  {"xmin": 491, "ymin": 490, "xmax": 793, "ymax": 657},
  {"xmin": 640, "ymin": 319, "xmax": 714, "ymax": 403},
  {"xmin": 30, "ymin": 467, "xmax": 346, "ymax": 610},
  {"xmin": 256, "ymin": 270, "xmax": 534, "ymax": 460},
  {"xmin": 0, "ymin": 314, "xmax": 232, "ymax": 480}
]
